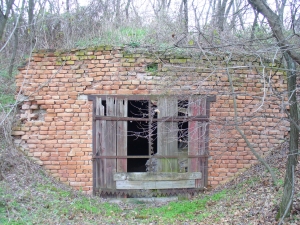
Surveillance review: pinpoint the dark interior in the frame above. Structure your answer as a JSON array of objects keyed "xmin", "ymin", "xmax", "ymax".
[
  {"xmin": 127, "ymin": 100, "xmax": 157, "ymax": 172},
  {"xmin": 178, "ymin": 100, "xmax": 189, "ymax": 149}
]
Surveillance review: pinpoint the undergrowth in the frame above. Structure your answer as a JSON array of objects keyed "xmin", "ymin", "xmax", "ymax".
[{"xmin": 0, "ymin": 141, "xmax": 297, "ymax": 224}]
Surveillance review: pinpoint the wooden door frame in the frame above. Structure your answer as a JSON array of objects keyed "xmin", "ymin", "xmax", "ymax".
[{"xmin": 88, "ymin": 95, "xmax": 216, "ymax": 195}]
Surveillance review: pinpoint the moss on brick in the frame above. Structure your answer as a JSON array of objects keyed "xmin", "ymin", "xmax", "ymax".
[
  {"xmin": 66, "ymin": 61, "xmax": 75, "ymax": 65},
  {"xmin": 124, "ymin": 54, "xmax": 134, "ymax": 58},
  {"xmin": 54, "ymin": 51, "xmax": 63, "ymax": 56},
  {"xmin": 87, "ymin": 56, "xmax": 96, "ymax": 59},
  {"xmin": 61, "ymin": 56, "xmax": 71, "ymax": 60},
  {"xmin": 78, "ymin": 56, "xmax": 88, "ymax": 60},
  {"xmin": 104, "ymin": 46, "xmax": 113, "ymax": 51},
  {"xmin": 170, "ymin": 58, "xmax": 187, "ymax": 64},
  {"xmin": 76, "ymin": 51, "xmax": 85, "ymax": 56}
]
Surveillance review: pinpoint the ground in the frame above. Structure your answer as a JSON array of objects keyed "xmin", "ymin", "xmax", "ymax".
[{"xmin": 0, "ymin": 145, "xmax": 299, "ymax": 225}]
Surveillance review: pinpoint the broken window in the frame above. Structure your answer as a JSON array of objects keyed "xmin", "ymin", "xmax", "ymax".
[{"xmin": 89, "ymin": 95, "xmax": 215, "ymax": 195}]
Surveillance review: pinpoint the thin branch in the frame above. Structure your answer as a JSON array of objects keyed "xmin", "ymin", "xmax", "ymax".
[{"xmin": 226, "ymin": 53, "xmax": 277, "ymax": 186}]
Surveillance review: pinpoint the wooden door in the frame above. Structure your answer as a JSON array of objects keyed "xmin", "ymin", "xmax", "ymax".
[
  {"xmin": 94, "ymin": 97, "xmax": 127, "ymax": 192},
  {"xmin": 91, "ymin": 95, "xmax": 211, "ymax": 195},
  {"xmin": 157, "ymin": 96, "xmax": 178, "ymax": 172},
  {"xmin": 188, "ymin": 97, "xmax": 207, "ymax": 188}
]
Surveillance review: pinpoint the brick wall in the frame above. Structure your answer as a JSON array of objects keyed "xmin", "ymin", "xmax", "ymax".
[{"xmin": 12, "ymin": 46, "xmax": 288, "ymax": 193}]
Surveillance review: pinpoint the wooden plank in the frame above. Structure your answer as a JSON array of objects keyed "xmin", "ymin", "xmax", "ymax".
[
  {"xmin": 96, "ymin": 97, "xmax": 106, "ymax": 189},
  {"xmin": 93, "ymin": 155, "xmax": 208, "ymax": 159},
  {"xmin": 157, "ymin": 97, "xmax": 178, "ymax": 172},
  {"xmin": 188, "ymin": 97, "xmax": 207, "ymax": 188},
  {"xmin": 106, "ymin": 97, "xmax": 117, "ymax": 189},
  {"xmin": 199, "ymin": 99, "xmax": 207, "ymax": 188},
  {"xmin": 95, "ymin": 97, "xmax": 100, "ymax": 190},
  {"xmin": 117, "ymin": 99, "xmax": 128, "ymax": 172},
  {"xmin": 92, "ymin": 98, "xmax": 97, "ymax": 194},
  {"xmin": 116, "ymin": 180, "xmax": 195, "ymax": 189},
  {"xmin": 114, "ymin": 172, "xmax": 202, "ymax": 181}
]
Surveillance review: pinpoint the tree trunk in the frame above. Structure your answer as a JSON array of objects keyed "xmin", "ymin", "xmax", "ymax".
[
  {"xmin": 8, "ymin": 14, "xmax": 19, "ymax": 77},
  {"xmin": 248, "ymin": 0, "xmax": 300, "ymax": 65},
  {"xmin": 0, "ymin": 0, "xmax": 15, "ymax": 40},
  {"xmin": 248, "ymin": 0, "xmax": 300, "ymax": 219},
  {"xmin": 217, "ymin": 0, "xmax": 228, "ymax": 31},
  {"xmin": 276, "ymin": 53, "xmax": 299, "ymax": 221},
  {"xmin": 125, "ymin": 0, "xmax": 131, "ymax": 20},
  {"xmin": 183, "ymin": 0, "xmax": 188, "ymax": 34}
]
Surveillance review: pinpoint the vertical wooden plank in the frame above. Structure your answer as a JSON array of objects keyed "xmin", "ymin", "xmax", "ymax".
[
  {"xmin": 201, "ymin": 99, "xmax": 208, "ymax": 187},
  {"xmin": 99, "ymin": 98, "xmax": 106, "ymax": 189},
  {"xmin": 117, "ymin": 98, "xmax": 128, "ymax": 172},
  {"xmin": 106, "ymin": 97, "xmax": 117, "ymax": 189},
  {"xmin": 188, "ymin": 97, "xmax": 207, "ymax": 188},
  {"xmin": 95, "ymin": 97, "xmax": 106, "ymax": 191},
  {"xmin": 95, "ymin": 97, "xmax": 100, "ymax": 191},
  {"xmin": 92, "ymin": 98, "xmax": 97, "ymax": 194},
  {"xmin": 188, "ymin": 98, "xmax": 199, "ymax": 173},
  {"xmin": 157, "ymin": 97, "xmax": 178, "ymax": 172}
]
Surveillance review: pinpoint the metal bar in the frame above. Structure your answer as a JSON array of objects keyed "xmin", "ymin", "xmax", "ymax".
[
  {"xmin": 94, "ymin": 116, "xmax": 209, "ymax": 122},
  {"xmin": 92, "ymin": 155, "xmax": 209, "ymax": 159}
]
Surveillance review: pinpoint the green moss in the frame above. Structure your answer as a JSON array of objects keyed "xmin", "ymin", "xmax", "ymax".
[
  {"xmin": 61, "ymin": 56, "xmax": 71, "ymax": 60},
  {"xmin": 87, "ymin": 55, "xmax": 96, "ymax": 59},
  {"xmin": 124, "ymin": 54, "xmax": 133, "ymax": 58},
  {"xmin": 75, "ymin": 51, "xmax": 85, "ymax": 56},
  {"xmin": 78, "ymin": 56, "xmax": 88, "ymax": 60},
  {"xmin": 170, "ymin": 58, "xmax": 187, "ymax": 63},
  {"xmin": 146, "ymin": 63, "xmax": 158, "ymax": 73},
  {"xmin": 104, "ymin": 46, "xmax": 113, "ymax": 50},
  {"xmin": 96, "ymin": 46, "xmax": 105, "ymax": 51},
  {"xmin": 54, "ymin": 51, "xmax": 63, "ymax": 56},
  {"xmin": 66, "ymin": 61, "xmax": 75, "ymax": 65}
]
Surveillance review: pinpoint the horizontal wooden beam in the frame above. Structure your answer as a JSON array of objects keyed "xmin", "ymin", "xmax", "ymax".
[
  {"xmin": 114, "ymin": 172, "xmax": 202, "ymax": 181},
  {"xmin": 93, "ymin": 116, "xmax": 209, "ymax": 122},
  {"xmin": 116, "ymin": 180, "xmax": 196, "ymax": 189},
  {"xmin": 92, "ymin": 155, "xmax": 209, "ymax": 159},
  {"xmin": 88, "ymin": 95, "xmax": 216, "ymax": 102}
]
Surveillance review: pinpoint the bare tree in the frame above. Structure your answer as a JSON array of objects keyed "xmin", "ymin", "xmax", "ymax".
[
  {"xmin": 183, "ymin": 0, "xmax": 188, "ymax": 34},
  {"xmin": 0, "ymin": 0, "xmax": 15, "ymax": 40},
  {"xmin": 248, "ymin": 0, "xmax": 300, "ymax": 220},
  {"xmin": 216, "ymin": 0, "xmax": 231, "ymax": 31}
]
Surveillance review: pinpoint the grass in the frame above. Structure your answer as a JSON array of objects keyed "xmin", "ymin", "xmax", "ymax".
[
  {"xmin": 0, "ymin": 180, "xmax": 122, "ymax": 224},
  {"xmin": 0, "ymin": 146, "xmax": 295, "ymax": 224},
  {"xmin": 0, "ymin": 173, "xmax": 230, "ymax": 225},
  {"xmin": 135, "ymin": 190, "xmax": 228, "ymax": 223},
  {"xmin": 0, "ymin": 69, "xmax": 16, "ymax": 108}
]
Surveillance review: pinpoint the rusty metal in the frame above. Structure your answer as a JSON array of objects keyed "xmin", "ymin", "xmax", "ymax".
[{"xmin": 94, "ymin": 187, "xmax": 205, "ymax": 197}]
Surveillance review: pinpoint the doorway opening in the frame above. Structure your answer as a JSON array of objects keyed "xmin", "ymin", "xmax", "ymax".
[{"xmin": 127, "ymin": 100, "xmax": 157, "ymax": 172}]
